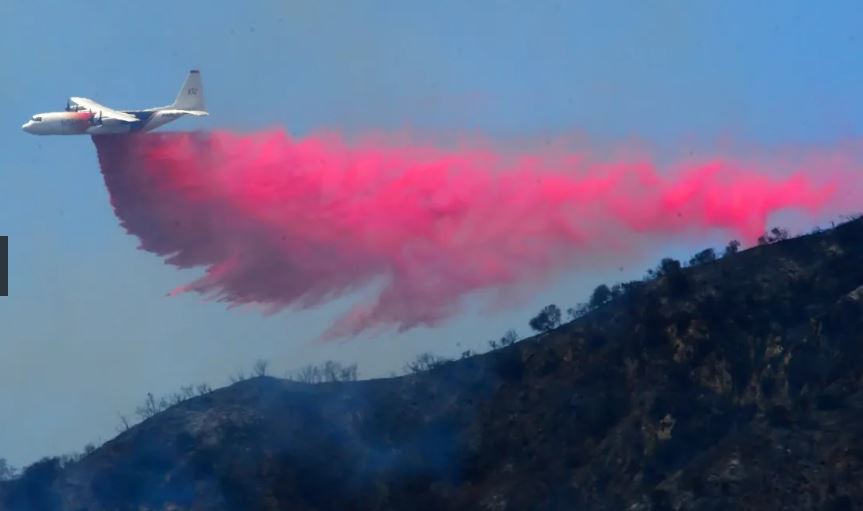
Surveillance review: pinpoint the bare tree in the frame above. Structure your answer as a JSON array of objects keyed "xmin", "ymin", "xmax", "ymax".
[
  {"xmin": 117, "ymin": 414, "xmax": 132, "ymax": 433},
  {"xmin": 58, "ymin": 453, "xmax": 81, "ymax": 468},
  {"xmin": 567, "ymin": 303, "xmax": 588, "ymax": 321},
  {"xmin": 0, "ymin": 458, "xmax": 18, "ymax": 481},
  {"xmin": 321, "ymin": 360, "xmax": 355, "ymax": 381},
  {"xmin": 135, "ymin": 393, "xmax": 159, "ymax": 421},
  {"xmin": 253, "ymin": 359, "xmax": 269, "ymax": 377},
  {"xmin": 488, "ymin": 328, "xmax": 518, "ymax": 350},
  {"xmin": 293, "ymin": 364, "xmax": 322, "ymax": 383},
  {"xmin": 288, "ymin": 361, "xmax": 358, "ymax": 383},
  {"xmin": 117, "ymin": 381, "xmax": 215, "ymax": 434},
  {"xmin": 404, "ymin": 353, "xmax": 450, "ymax": 374},
  {"xmin": 499, "ymin": 329, "xmax": 518, "ymax": 347},
  {"xmin": 229, "ymin": 370, "xmax": 248, "ymax": 384}
]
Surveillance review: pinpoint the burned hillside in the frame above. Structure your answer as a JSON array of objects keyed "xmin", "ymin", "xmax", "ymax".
[{"xmin": 5, "ymin": 219, "xmax": 863, "ymax": 510}]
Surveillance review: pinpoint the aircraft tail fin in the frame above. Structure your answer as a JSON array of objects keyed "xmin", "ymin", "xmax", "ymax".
[{"xmin": 170, "ymin": 70, "xmax": 206, "ymax": 112}]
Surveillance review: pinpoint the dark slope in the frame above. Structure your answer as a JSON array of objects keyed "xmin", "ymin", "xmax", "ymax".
[{"xmin": 6, "ymin": 219, "xmax": 863, "ymax": 511}]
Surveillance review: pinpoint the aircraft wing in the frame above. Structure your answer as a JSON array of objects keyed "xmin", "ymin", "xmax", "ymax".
[{"xmin": 69, "ymin": 97, "xmax": 138, "ymax": 123}]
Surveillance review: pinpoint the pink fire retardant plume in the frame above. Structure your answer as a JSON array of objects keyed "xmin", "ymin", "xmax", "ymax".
[{"xmin": 92, "ymin": 131, "xmax": 840, "ymax": 339}]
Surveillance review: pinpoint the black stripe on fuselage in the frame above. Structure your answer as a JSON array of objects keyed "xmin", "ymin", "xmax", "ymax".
[{"xmin": 126, "ymin": 110, "xmax": 157, "ymax": 132}]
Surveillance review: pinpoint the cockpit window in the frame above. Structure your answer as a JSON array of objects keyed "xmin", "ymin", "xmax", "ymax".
[{"xmin": 32, "ymin": 116, "xmax": 42, "ymax": 122}]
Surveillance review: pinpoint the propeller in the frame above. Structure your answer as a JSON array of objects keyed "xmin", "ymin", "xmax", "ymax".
[
  {"xmin": 88, "ymin": 110, "xmax": 103, "ymax": 127},
  {"xmin": 65, "ymin": 100, "xmax": 71, "ymax": 112}
]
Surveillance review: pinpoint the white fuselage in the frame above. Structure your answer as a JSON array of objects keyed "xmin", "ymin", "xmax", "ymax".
[
  {"xmin": 21, "ymin": 110, "xmax": 185, "ymax": 136},
  {"xmin": 22, "ymin": 69, "xmax": 207, "ymax": 136},
  {"xmin": 22, "ymin": 111, "xmax": 99, "ymax": 135}
]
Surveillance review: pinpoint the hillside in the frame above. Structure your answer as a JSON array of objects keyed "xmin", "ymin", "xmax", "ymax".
[{"xmin": 5, "ymin": 219, "xmax": 863, "ymax": 511}]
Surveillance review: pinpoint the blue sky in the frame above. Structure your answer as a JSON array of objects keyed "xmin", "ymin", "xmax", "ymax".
[{"xmin": 1, "ymin": 0, "xmax": 862, "ymax": 467}]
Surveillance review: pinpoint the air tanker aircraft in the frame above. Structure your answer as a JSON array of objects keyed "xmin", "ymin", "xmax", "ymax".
[{"xmin": 21, "ymin": 70, "xmax": 207, "ymax": 135}]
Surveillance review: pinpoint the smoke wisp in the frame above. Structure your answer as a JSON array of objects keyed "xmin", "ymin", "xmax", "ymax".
[{"xmin": 93, "ymin": 131, "xmax": 841, "ymax": 338}]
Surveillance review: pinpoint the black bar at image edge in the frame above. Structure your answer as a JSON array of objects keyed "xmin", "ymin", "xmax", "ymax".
[{"xmin": 0, "ymin": 236, "xmax": 6, "ymax": 296}]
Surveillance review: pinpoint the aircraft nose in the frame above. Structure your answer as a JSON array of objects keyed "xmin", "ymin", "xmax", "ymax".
[{"xmin": 21, "ymin": 121, "xmax": 32, "ymax": 132}]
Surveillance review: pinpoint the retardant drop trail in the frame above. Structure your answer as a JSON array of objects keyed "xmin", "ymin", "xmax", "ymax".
[{"xmin": 93, "ymin": 131, "xmax": 839, "ymax": 339}]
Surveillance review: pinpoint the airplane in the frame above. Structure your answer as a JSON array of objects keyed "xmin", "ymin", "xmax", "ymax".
[{"xmin": 21, "ymin": 70, "xmax": 208, "ymax": 135}]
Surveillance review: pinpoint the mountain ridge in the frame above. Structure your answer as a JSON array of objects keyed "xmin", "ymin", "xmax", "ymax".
[{"xmin": 4, "ymin": 218, "xmax": 863, "ymax": 510}]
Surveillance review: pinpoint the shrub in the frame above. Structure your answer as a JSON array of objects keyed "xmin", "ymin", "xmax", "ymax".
[
  {"xmin": 656, "ymin": 258, "xmax": 689, "ymax": 298},
  {"xmin": 723, "ymin": 240, "xmax": 740, "ymax": 257},
  {"xmin": 589, "ymin": 284, "xmax": 612, "ymax": 309},
  {"xmin": 228, "ymin": 371, "xmax": 248, "ymax": 384},
  {"xmin": 403, "ymin": 353, "xmax": 450, "ymax": 374},
  {"xmin": 135, "ymin": 393, "xmax": 159, "ymax": 421},
  {"xmin": 489, "ymin": 330, "xmax": 518, "ymax": 350},
  {"xmin": 529, "ymin": 304, "xmax": 562, "ymax": 332},
  {"xmin": 289, "ymin": 361, "xmax": 359, "ymax": 383},
  {"xmin": 757, "ymin": 227, "xmax": 789, "ymax": 245},
  {"xmin": 0, "ymin": 458, "xmax": 17, "ymax": 481},
  {"xmin": 566, "ymin": 304, "xmax": 589, "ymax": 321},
  {"xmin": 3, "ymin": 457, "xmax": 62, "ymax": 511},
  {"xmin": 499, "ymin": 329, "xmax": 518, "ymax": 347},
  {"xmin": 688, "ymin": 248, "xmax": 717, "ymax": 266},
  {"xmin": 126, "ymin": 380, "xmax": 215, "ymax": 429}
]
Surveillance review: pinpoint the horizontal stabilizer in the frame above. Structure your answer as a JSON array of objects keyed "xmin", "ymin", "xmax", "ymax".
[{"xmin": 158, "ymin": 109, "xmax": 209, "ymax": 117}]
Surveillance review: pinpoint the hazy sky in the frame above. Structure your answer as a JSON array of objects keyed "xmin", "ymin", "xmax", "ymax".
[{"xmin": 2, "ymin": 0, "xmax": 863, "ymax": 467}]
